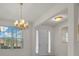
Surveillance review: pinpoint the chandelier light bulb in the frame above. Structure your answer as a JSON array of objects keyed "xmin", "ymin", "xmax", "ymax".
[
  {"xmin": 20, "ymin": 19, "xmax": 25, "ymax": 24},
  {"xmin": 24, "ymin": 24, "xmax": 27, "ymax": 27},
  {"xmin": 14, "ymin": 20, "xmax": 18, "ymax": 26},
  {"xmin": 19, "ymin": 19, "xmax": 25, "ymax": 25}
]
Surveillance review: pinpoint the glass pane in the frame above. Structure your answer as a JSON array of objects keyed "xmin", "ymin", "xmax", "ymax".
[
  {"xmin": 12, "ymin": 27, "xmax": 17, "ymax": 38},
  {"xmin": 0, "ymin": 39, "xmax": 5, "ymax": 49},
  {"xmin": 4, "ymin": 26, "xmax": 12, "ymax": 38},
  {"xmin": 12, "ymin": 27, "xmax": 22, "ymax": 49},
  {"xmin": 17, "ymin": 38, "xmax": 22, "ymax": 48},
  {"xmin": 13, "ymin": 39, "xmax": 17, "ymax": 48},
  {"xmin": 16, "ymin": 29, "xmax": 22, "ymax": 39},
  {"xmin": 3, "ymin": 38, "xmax": 12, "ymax": 49},
  {"xmin": 0, "ymin": 26, "xmax": 8, "ymax": 38}
]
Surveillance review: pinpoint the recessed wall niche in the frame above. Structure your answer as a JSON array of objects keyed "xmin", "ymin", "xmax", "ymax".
[{"xmin": 61, "ymin": 27, "xmax": 68, "ymax": 43}]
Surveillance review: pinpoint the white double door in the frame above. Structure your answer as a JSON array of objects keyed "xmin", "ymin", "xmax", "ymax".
[{"xmin": 32, "ymin": 29, "xmax": 52, "ymax": 56}]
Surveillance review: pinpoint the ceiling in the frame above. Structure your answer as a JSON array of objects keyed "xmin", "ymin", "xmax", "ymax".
[
  {"xmin": 0, "ymin": 3, "xmax": 55, "ymax": 23},
  {"xmin": 40, "ymin": 8, "xmax": 68, "ymax": 26}
]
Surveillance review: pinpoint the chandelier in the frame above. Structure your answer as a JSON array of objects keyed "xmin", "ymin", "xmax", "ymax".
[{"xmin": 14, "ymin": 3, "xmax": 29, "ymax": 30}]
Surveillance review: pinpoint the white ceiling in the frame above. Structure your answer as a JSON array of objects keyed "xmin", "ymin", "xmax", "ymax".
[
  {"xmin": 41, "ymin": 8, "xmax": 68, "ymax": 26},
  {"xmin": 0, "ymin": 3, "xmax": 55, "ymax": 23}
]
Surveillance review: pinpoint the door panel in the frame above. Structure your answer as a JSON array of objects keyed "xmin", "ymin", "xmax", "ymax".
[{"xmin": 39, "ymin": 30, "xmax": 48, "ymax": 56}]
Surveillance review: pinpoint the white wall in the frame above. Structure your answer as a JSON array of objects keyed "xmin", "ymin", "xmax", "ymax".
[
  {"xmin": 54, "ymin": 20, "xmax": 68, "ymax": 56},
  {"xmin": 75, "ymin": 18, "xmax": 79, "ymax": 56},
  {"xmin": 0, "ymin": 20, "xmax": 32, "ymax": 56}
]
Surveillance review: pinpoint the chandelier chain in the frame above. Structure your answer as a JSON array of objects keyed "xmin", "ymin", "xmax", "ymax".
[{"xmin": 20, "ymin": 3, "xmax": 23, "ymax": 19}]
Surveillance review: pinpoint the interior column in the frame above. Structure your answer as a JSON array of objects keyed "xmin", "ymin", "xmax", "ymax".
[{"xmin": 68, "ymin": 4, "xmax": 78, "ymax": 56}]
